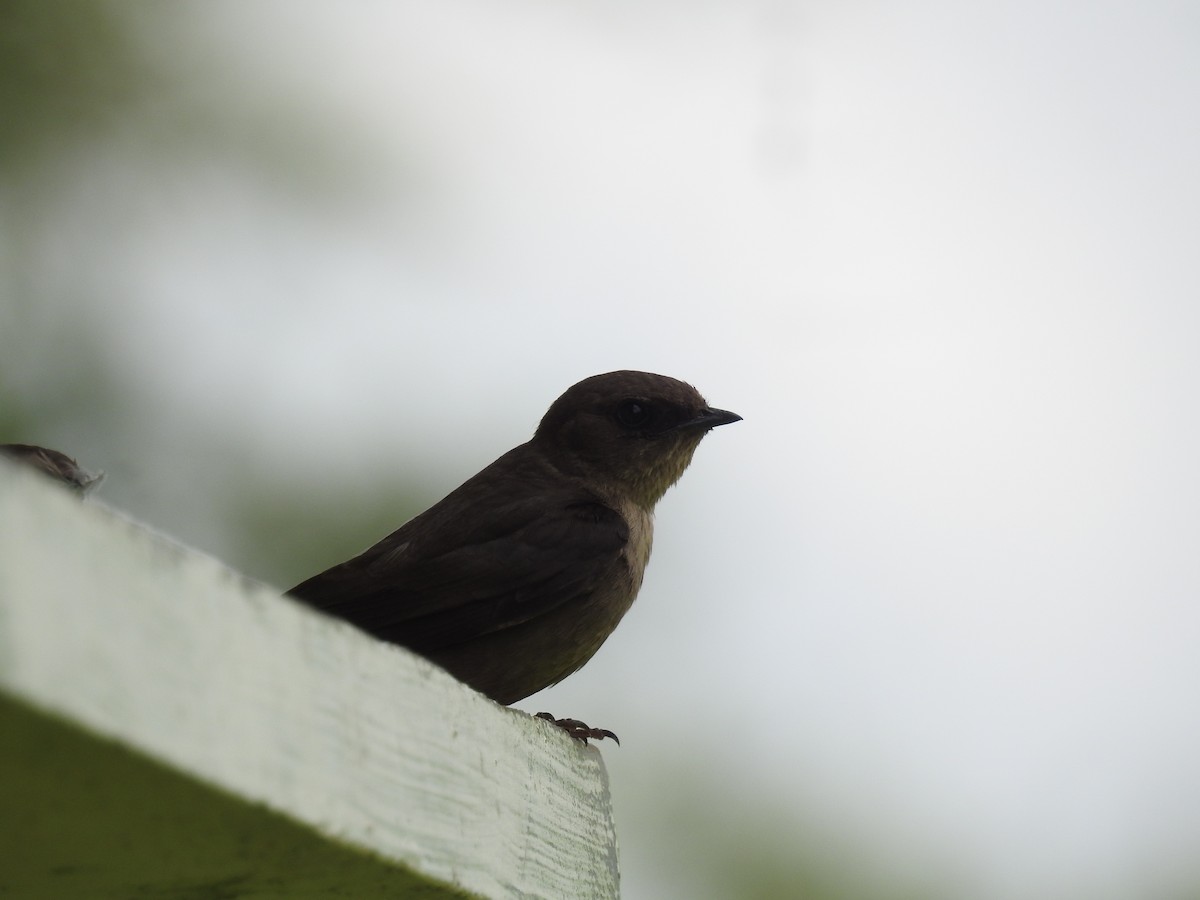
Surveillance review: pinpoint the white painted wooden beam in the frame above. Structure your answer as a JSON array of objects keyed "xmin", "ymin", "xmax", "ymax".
[{"xmin": 0, "ymin": 461, "xmax": 619, "ymax": 899}]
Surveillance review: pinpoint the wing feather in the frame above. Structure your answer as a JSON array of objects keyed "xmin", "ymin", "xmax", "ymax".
[{"xmin": 289, "ymin": 494, "xmax": 628, "ymax": 653}]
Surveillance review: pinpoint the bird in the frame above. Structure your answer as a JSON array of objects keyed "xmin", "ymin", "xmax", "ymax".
[
  {"xmin": 0, "ymin": 443, "xmax": 103, "ymax": 494},
  {"xmin": 288, "ymin": 371, "xmax": 740, "ymax": 740}
]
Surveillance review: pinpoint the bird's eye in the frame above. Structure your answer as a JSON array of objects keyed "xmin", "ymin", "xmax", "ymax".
[{"xmin": 616, "ymin": 399, "xmax": 653, "ymax": 429}]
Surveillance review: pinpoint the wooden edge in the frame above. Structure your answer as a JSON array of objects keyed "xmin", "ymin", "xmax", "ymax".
[{"xmin": 0, "ymin": 462, "xmax": 619, "ymax": 899}]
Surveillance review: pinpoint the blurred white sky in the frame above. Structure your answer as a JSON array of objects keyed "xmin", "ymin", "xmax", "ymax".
[{"xmin": 34, "ymin": 2, "xmax": 1200, "ymax": 898}]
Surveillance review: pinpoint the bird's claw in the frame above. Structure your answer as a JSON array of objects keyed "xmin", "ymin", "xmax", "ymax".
[{"xmin": 535, "ymin": 712, "xmax": 620, "ymax": 745}]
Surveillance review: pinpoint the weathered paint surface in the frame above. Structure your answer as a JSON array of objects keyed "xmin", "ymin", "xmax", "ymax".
[{"xmin": 0, "ymin": 462, "xmax": 620, "ymax": 900}]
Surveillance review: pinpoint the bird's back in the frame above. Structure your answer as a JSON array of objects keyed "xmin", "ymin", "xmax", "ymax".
[{"xmin": 289, "ymin": 443, "xmax": 647, "ymax": 703}]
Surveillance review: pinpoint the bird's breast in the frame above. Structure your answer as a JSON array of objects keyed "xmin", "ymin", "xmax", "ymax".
[{"xmin": 620, "ymin": 501, "xmax": 655, "ymax": 594}]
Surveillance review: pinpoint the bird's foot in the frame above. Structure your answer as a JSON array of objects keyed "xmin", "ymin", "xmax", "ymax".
[{"xmin": 535, "ymin": 712, "xmax": 620, "ymax": 745}]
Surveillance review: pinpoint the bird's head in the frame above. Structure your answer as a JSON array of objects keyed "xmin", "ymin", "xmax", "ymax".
[{"xmin": 534, "ymin": 371, "xmax": 741, "ymax": 509}]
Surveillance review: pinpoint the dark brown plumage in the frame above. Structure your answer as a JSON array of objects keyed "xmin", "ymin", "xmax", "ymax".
[{"xmin": 288, "ymin": 371, "xmax": 740, "ymax": 707}]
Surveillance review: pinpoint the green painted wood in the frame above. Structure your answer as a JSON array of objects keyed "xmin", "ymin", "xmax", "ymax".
[
  {"xmin": 0, "ymin": 462, "xmax": 620, "ymax": 899},
  {"xmin": 0, "ymin": 691, "xmax": 477, "ymax": 899}
]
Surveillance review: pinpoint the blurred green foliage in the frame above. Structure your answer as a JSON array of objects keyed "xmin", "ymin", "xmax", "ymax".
[
  {"xmin": 0, "ymin": 3, "xmax": 144, "ymax": 534},
  {"xmin": 0, "ymin": 0, "xmax": 407, "ymax": 589},
  {"xmin": 0, "ymin": 0, "xmax": 152, "ymax": 172}
]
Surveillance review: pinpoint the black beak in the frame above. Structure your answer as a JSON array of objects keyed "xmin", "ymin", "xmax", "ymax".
[{"xmin": 682, "ymin": 407, "xmax": 743, "ymax": 431}]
